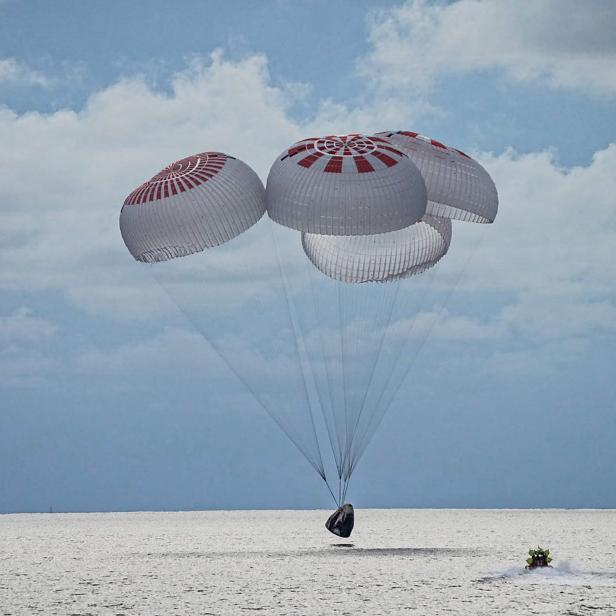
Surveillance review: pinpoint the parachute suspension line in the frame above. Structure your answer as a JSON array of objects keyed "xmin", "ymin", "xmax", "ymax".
[
  {"xmin": 348, "ymin": 230, "xmax": 488, "ymax": 476},
  {"xmin": 378, "ymin": 229, "xmax": 487, "ymax": 417},
  {"xmin": 341, "ymin": 279, "xmax": 401, "ymax": 482},
  {"xmin": 336, "ymin": 279, "xmax": 387, "ymax": 484},
  {"xmin": 339, "ymin": 282, "xmax": 353, "ymax": 482},
  {"xmin": 337, "ymin": 281, "xmax": 351, "ymax": 481},
  {"xmin": 346, "ymin": 265, "xmax": 440, "ymax": 475},
  {"xmin": 348, "ymin": 255, "xmax": 448, "ymax": 476},
  {"xmin": 307, "ymin": 262, "xmax": 344, "ymax": 479},
  {"xmin": 342, "ymin": 471, "xmax": 353, "ymax": 504},
  {"xmin": 323, "ymin": 474, "xmax": 339, "ymax": 507},
  {"xmin": 270, "ymin": 224, "xmax": 329, "ymax": 484},
  {"xmin": 342, "ymin": 278, "xmax": 400, "ymax": 485},
  {"xmin": 340, "ymin": 281, "xmax": 377, "ymax": 481},
  {"xmin": 338, "ymin": 283, "xmax": 371, "ymax": 480},
  {"xmin": 151, "ymin": 270, "xmax": 327, "ymax": 482}
]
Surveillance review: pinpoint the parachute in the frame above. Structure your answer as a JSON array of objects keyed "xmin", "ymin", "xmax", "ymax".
[
  {"xmin": 301, "ymin": 215, "xmax": 452, "ymax": 283},
  {"xmin": 373, "ymin": 131, "xmax": 498, "ymax": 223},
  {"xmin": 119, "ymin": 133, "xmax": 498, "ymax": 533},
  {"xmin": 266, "ymin": 134, "xmax": 426, "ymax": 235},
  {"xmin": 120, "ymin": 152, "xmax": 265, "ymax": 262}
]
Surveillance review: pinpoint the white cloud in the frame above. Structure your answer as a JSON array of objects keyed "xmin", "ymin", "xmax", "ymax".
[
  {"xmin": 484, "ymin": 337, "xmax": 590, "ymax": 379},
  {"xmin": 75, "ymin": 323, "xmax": 301, "ymax": 380},
  {"xmin": 0, "ymin": 307, "xmax": 56, "ymax": 345},
  {"xmin": 76, "ymin": 326, "xmax": 217, "ymax": 375},
  {"xmin": 0, "ymin": 50, "xmax": 427, "ymax": 320},
  {"xmin": 361, "ymin": 0, "xmax": 616, "ymax": 95},
  {"xmin": 0, "ymin": 308, "xmax": 57, "ymax": 387},
  {"xmin": 0, "ymin": 52, "xmax": 301, "ymax": 319},
  {"xmin": 430, "ymin": 144, "xmax": 616, "ymax": 347},
  {"xmin": 0, "ymin": 348, "xmax": 55, "ymax": 388},
  {"xmin": 475, "ymin": 144, "xmax": 616, "ymax": 298},
  {"xmin": 390, "ymin": 309, "xmax": 505, "ymax": 341},
  {"xmin": 0, "ymin": 47, "xmax": 614, "ymax": 385},
  {"xmin": 377, "ymin": 142, "xmax": 616, "ymax": 376},
  {"xmin": 304, "ymin": 95, "xmax": 441, "ymax": 136},
  {"xmin": 498, "ymin": 293, "xmax": 616, "ymax": 341},
  {"xmin": 0, "ymin": 58, "xmax": 51, "ymax": 87}
]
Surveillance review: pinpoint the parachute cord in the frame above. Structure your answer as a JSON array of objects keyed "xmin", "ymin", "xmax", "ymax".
[
  {"xmin": 340, "ymin": 278, "xmax": 399, "ymax": 483},
  {"xmin": 338, "ymin": 283, "xmax": 351, "ymax": 480},
  {"xmin": 151, "ymin": 270, "xmax": 327, "ymax": 482},
  {"xmin": 342, "ymin": 474, "xmax": 352, "ymax": 504},
  {"xmin": 345, "ymin": 271, "xmax": 438, "ymax": 475},
  {"xmin": 307, "ymin": 264, "xmax": 344, "ymax": 478},
  {"xmin": 270, "ymin": 225, "xmax": 327, "ymax": 481},
  {"xmin": 342, "ymin": 280, "xmax": 401, "ymax": 480},
  {"xmin": 324, "ymin": 475, "xmax": 339, "ymax": 507},
  {"xmin": 345, "ymin": 256, "xmax": 445, "ymax": 475},
  {"xmin": 348, "ymin": 230, "xmax": 487, "ymax": 474},
  {"xmin": 362, "ymin": 268, "xmax": 439, "ymax": 432},
  {"xmin": 380, "ymin": 231, "xmax": 486, "ymax": 421},
  {"xmin": 338, "ymin": 280, "xmax": 388, "ymax": 481},
  {"xmin": 337, "ymin": 282, "xmax": 351, "ymax": 478}
]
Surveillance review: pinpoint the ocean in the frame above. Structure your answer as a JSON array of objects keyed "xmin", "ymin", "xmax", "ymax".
[{"xmin": 1, "ymin": 509, "xmax": 614, "ymax": 615}]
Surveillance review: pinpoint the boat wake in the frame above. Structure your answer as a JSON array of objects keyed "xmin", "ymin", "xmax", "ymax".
[{"xmin": 479, "ymin": 562, "xmax": 616, "ymax": 587}]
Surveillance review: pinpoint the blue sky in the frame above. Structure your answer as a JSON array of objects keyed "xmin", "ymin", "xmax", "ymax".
[{"xmin": 1, "ymin": 0, "xmax": 615, "ymax": 513}]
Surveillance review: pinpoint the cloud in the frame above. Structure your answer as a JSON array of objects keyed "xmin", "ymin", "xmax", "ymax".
[
  {"xmin": 0, "ymin": 47, "xmax": 614, "ymax": 385},
  {"xmin": 0, "ymin": 348, "xmax": 55, "ymax": 388},
  {"xmin": 475, "ymin": 144, "xmax": 616, "ymax": 298},
  {"xmin": 0, "ymin": 52, "xmax": 301, "ymax": 319},
  {"xmin": 389, "ymin": 309, "xmax": 505, "ymax": 341},
  {"xmin": 361, "ymin": 0, "xmax": 616, "ymax": 95},
  {"xmin": 0, "ymin": 50, "xmax": 429, "ymax": 321},
  {"xmin": 376, "ymin": 142, "xmax": 616, "ymax": 376},
  {"xmin": 0, "ymin": 308, "xmax": 57, "ymax": 387},
  {"xmin": 303, "ymin": 95, "xmax": 441, "ymax": 136},
  {"xmin": 483, "ymin": 337, "xmax": 591, "ymax": 379},
  {"xmin": 76, "ymin": 326, "xmax": 217, "ymax": 376},
  {"xmin": 434, "ymin": 143, "xmax": 616, "ymax": 340},
  {"xmin": 0, "ymin": 308, "xmax": 57, "ymax": 346},
  {"xmin": 0, "ymin": 58, "xmax": 52, "ymax": 87}
]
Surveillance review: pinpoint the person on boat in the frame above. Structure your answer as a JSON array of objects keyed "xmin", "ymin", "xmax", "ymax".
[{"xmin": 526, "ymin": 546, "xmax": 552, "ymax": 569}]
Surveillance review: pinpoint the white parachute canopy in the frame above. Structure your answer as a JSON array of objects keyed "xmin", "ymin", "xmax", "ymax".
[
  {"xmin": 266, "ymin": 134, "xmax": 427, "ymax": 235},
  {"xmin": 301, "ymin": 215, "xmax": 452, "ymax": 283},
  {"xmin": 373, "ymin": 131, "xmax": 498, "ymax": 224},
  {"xmin": 120, "ymin": 152, "xmax": 266, "ymax": 262}
]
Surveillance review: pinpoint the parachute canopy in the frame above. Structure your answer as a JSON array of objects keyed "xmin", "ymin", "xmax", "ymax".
[
  {"xmin": 374, "ymin": 131, "xmax": 498, "ymax": 224},
  {"xmin": 301, "ymin": 215, "xmax": 452, "ymax": 284},
  {"xmin": 266, "ymin": 134, "xmax": 427, "ymax": 236},
  {"xmin": 120, "ymin": 152, "xmax": 265, "ymax": 263}
]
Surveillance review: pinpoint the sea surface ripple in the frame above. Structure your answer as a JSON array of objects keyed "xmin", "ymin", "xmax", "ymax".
[{"xmin": 1, "ymin": 509, "xmax": 615, "ymax": 615}]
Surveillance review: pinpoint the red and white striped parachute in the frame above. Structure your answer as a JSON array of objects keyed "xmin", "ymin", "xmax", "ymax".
[
  {"xmin": 374, "ymin": 131, "xmax": 498, "ymax": 223},
  {"xmin": 120, "ymin": 152, "xmax": 265, "ymax": 263}
]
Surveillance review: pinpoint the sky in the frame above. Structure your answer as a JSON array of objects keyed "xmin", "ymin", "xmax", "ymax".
[{"xmin": 1, "ymin": 0, "xmax": 615, "ymax": 513}]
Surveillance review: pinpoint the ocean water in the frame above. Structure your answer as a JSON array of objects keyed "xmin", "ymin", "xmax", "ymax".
[{"xmin": 1, "ymin": 509, "xmax": 615, "ymax": 615}]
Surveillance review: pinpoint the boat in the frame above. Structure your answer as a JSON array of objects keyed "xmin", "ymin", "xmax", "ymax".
[{"xmin": 526, "ymin": 546, "xmax": 552, "ymax": 569}]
